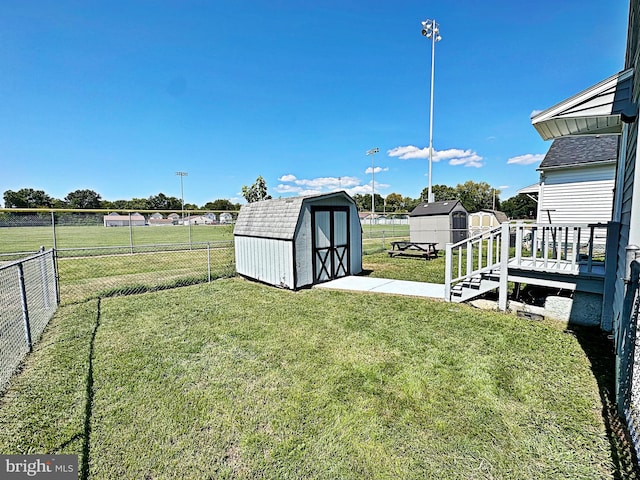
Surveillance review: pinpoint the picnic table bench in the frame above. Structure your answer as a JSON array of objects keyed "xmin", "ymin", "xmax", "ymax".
[{"xmin": 387, "ymin": 241, "xmax": 439, "ymax": 260}]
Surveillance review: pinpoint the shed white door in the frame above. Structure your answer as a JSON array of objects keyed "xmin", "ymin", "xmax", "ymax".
[{"xmin": 312, "ymin": 207, "xmax": 350, "ymax": 283}]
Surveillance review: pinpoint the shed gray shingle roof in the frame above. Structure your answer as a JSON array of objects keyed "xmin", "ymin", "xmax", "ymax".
[
  {"xmin": 233, "ymin": 191, "xmax": 354, "ymax": 239},
  {"xmin": 539, "ymin": 134, "xmax": 618, "ymax": 169},
  {"xmin": 409, "ymin": 200, "xmax": 466, "ymax": 217}
]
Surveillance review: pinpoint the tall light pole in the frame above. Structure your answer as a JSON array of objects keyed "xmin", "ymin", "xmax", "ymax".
[
  {"xmin": 421, "ymin": 18, "xmax": 441, "ymax": 203},
  {"xmin": 176, "ymin": 171, "xmax": 188, "ymax": 223},
  {"xmin": 366, "ymin": 147, "xmax": 379, "ymax": 230}
]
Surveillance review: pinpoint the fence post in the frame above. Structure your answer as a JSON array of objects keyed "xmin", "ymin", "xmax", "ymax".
[
  {"xmin": 625, "ymin": 244, "xmax": 640, "ymax": 281},
  {"xmin": 498, "ymin": 222, "xmax": 510, "ymax": 311},
  {"xmin": 39, "ymin": 246, "xmax": 51, "ymax": 310},
  {"xmin": 51, "ymin": 211, "xmax": 57, "ymax": 251},
  {"xmin": 129, "ymin": 213, "xmax": 134, "ymax": 254},
  {"xmin": 444, "ymin": 243, "xmax": 453, "ymax": 301},
  {"xmin": 207, "ymin": 243, "xmax": 211, "ymax": 282},
  {"xmin": 17, "ymin": 263, "xmax": 33, "ymax": 352}
]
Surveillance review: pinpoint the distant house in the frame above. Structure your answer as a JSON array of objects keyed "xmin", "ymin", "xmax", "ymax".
[
  {"xmin": 103, "ymin": 212, "xmax": 146, "ymax": 227},
  {"xmin": 468, "ymin": 209, "xmax": 509, "ymax": 236},
  {"xmin": 519, "ymin": 135, "xmax": 617, "ymax": 225},
  {"xmin": 183, "ymin": 214, "xmax": 216, "ymax": 225},
  {"xmin": 148, "ymin": 213, "xmax": 174, "ymax": 226},
  {"xmin": 219, "ymin": 212, "xmax": 233, "ymax": 224},
  {"xmin": 409, "ymin": 200, "xmax": 468, "ymax": 249},
  {"xmin": 167, "ymin": 213, "xmax": 180, "ymax": 225},
  {"xmin": 359, "ymin": 212, "xmax": 383, "ymax": 225}
]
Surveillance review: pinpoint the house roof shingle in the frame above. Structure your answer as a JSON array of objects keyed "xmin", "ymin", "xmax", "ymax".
[
  {"xmin": 409, "ymin": 200, "xmax": 466, "ymax": 217},
  {"xmin": 539, "ymin": 135, "xmax": 618, "ymax": 169}
]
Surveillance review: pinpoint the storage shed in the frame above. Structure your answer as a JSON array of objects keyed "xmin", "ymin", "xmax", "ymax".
[
  {"xmin": 409, "ymin": 200, "xmax": 468, "ymax": 248},
  {"xmin": 234, "ymin": 191, "xmax": 362, "ymax": 289},
  {"xmin": 468, "ymin": 209, "xmax": 509, "ymax": 236}
]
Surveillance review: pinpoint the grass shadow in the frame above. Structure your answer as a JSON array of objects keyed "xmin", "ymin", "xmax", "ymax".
[
  {"xmin": 80, "ymin": 297, "xmax": 101, "ymax": 480},
  {"xmin": 568, "ymin": 326, "xmax": 640, "ymax": 479}
]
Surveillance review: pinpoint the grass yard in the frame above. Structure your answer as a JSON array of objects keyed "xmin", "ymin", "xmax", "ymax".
[
  {"xmin": 0, "ymin": 224, "xmax": 235, "ymax": 254},
  {"xmin": 362, "ymin": 250, "xmax": 445, "ymax": 283},
  {"xmin": 0, "ymin": 277, "xmax": 631, "ymax": 479}
]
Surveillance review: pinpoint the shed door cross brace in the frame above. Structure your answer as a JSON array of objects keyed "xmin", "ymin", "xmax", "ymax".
[{"xmin": 312, "ymin": 206, "xmax": 350, "ymax": 283}]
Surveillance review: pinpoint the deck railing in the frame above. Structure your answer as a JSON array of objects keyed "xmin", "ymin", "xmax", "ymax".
[{"xmin": 445, "ymin": 222, "xmax": 610, "ymax": 308}]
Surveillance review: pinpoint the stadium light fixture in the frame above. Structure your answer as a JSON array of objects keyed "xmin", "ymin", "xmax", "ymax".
[
  {"xmin": 421, "ymin": 18, "xmax": 441, "ymax": 203},
  {"xmin": 366, "ymin": 147, "xmax": 379, "ymax": 232},
  {"xmin": 176, "ymin": 171, "xmax": 188, "ymax": 222}
]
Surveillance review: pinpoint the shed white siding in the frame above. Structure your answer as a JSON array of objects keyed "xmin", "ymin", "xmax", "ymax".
[
  {"xmin": 538, "ymin": 164, "xmax": 615, "ymax": 225},
  {"xmin": 235, "ymin": 236, "xmax": 295, "ymax": 288}
]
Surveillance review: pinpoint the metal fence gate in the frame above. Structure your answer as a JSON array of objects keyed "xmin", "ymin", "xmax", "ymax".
[
  {"xmin": 617, "ymin": 258, "xmax": 640, "ymax": 459},
  {"xmin": 0, "ymin": 249, "xmax": 58, "ymax": 391}
]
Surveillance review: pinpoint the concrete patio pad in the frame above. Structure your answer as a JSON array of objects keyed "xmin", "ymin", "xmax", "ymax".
[{"xmin": 315, "ymin": 276, "xmax": 445, "ymax": 299}]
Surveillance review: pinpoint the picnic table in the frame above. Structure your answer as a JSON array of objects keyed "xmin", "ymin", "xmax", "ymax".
[{"xmin": 387, "ymin": 241, "xmax": 439, "ymax": 260}]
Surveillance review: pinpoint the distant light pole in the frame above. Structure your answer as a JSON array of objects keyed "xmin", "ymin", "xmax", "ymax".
[
  {"xmin": 421, "ymin": 18, "xmax": 441, "ymax": 203},
  {"xmin": 366, "ymin": 147, "xmax": 379, "ymax": 230},
  {"xmin": 176, "ymin": 171, "xmax": 188, "ymax": 222}
]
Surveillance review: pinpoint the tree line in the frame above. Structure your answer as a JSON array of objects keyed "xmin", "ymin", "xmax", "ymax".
[
  {"xmin": 2, "ymin": 188, "xmax": 241, "ymax": 211},
  {"xmin": 4, "ymin": 179, "xmax": 537, "ymax": 219},
  {"xmin": 240, "ymin": 176, "xmax": 537, "ymax": 219},
  {"xmin": 351, "ymin": 181, "xmax": 536, "ymax": 219}
]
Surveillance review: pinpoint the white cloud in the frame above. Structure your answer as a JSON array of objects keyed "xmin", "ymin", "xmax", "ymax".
[
  {"xmin": 387, "ymin": 145, "xmax": 429, "ymax": 160},
  {"xmin": 448, "ymin": 153, "xmax": 484, "ymax": 168},
  {"xmin": 275, "ymin": 175, "xmax": 363, "ymax": 195},
  {"xmin": 278, "ymin": 174, "xmax": 297, "ymax": 182},
  {"xmin": 530, "ymin": 109, "xmax": 543, "ymax": 118},
  {"xmin": 507, "ymin": 153, "xmax": 544, "ymax": 165},
  {"xmin": 498, "ymin": 185, "xmax": 510, "ymax": 190},
  {"xmin": 364, "ymin": 166, "xmax": 389, "ymax": 174},
  {"xmin": 388, "ymin": 145, "xmax": 484, "ymax": 167},
  {"xmin": 275, "ymin": 184, "xmax": 303, "ymax": 194}
]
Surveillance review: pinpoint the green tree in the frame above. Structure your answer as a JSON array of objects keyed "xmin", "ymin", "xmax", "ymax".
[
  {"xmin": 420, "ymin": 184, "xmax": 458, "ymax": 203},
  {"xmin": 64, "ymin": 189, "xmax": 102, "ymax": 209},
  {"xmin": 384, "ymin": 193, "xmax": 404, "ymax": 212},
  {"xmin": 241, "ymin": 176, "xmax": 272, "ymax": 203},
  {"xmin": 3, "ymin": 188, "xmax": 54, "ymax": 208},
  {"xmin": 148, "ymin": 193, "xmax": 182, "ymax": 210},
  {"xmin": 455, "ymin": 181, "xmax": 499, "ymax": 213},
  {"xmin": 500, "ymin": 194, "xmax": 537, "ymax": 219},
  {"xmin": 203, "ymin": 199, "xmax": 239, "ymax": 211},
  {"xmin": 402, "ymin": 196, "xmax": 420, "ymax": 212},
  {"xmin": 354, "ymin": 193, "xmax": 384, "ymax": 212},
  {"xmin": 127, "ymin": 198, "xmax": 151, "ymax": 210}
]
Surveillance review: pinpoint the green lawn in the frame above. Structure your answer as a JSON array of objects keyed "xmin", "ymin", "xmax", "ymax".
[
  {"xmin": 0, "ymin": 224, "xmax": 235, "ymax": 254},
  {"xmin": 362, "ymin": 251, "xmax": 445, "ymax": 283},
  {"xmin": 0, "ymin": 277, "xmax": 628, "ymax": 479}
]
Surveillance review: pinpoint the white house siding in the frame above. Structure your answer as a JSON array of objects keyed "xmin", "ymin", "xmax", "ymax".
[
  {"xmin": 538, "ymin": 165, "xmax": 615, "ymax": 225},
  {"xmin": 234, "ymin": 236, "xmax": 294, "ymax": 289}
]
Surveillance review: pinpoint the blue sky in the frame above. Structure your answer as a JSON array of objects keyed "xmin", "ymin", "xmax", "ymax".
[{"xmin": 0, "ymin": 1, "xmax": 629, "ymax": 206}]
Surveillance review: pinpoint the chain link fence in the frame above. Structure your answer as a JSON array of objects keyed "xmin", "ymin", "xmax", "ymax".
[
  {"xmin": 617, "ymin": 257, "xmax": 640, "ymax": 462},
  {"xmin": 0, "ymin": 209, "xmax": 237, "ymax": 254},
  {"xmin": 0, "ymin": 249, "xmax": 58, "ymax": 391},
  {"xmin": 56, "ymin": 242, "xmax": 235, "ymax": 305}
]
